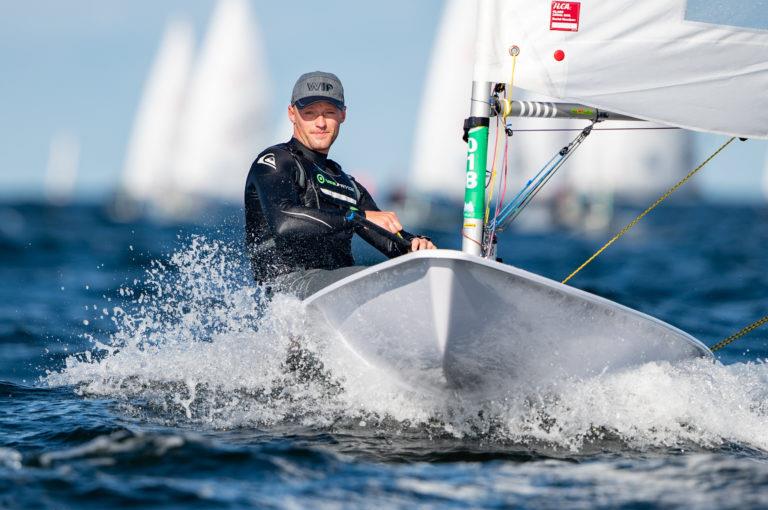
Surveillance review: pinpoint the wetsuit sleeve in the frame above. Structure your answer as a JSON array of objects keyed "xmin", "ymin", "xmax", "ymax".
[
  {"xmin": 352, "ymin": 179, "xmax": 415, "ymax": 258},
  {"xmin": 246, "ymin": 149, "xmax": 351, "ymax": 238}
]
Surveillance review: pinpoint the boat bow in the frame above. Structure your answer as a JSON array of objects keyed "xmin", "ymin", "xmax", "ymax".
[{"xmin": 303, "ymin": 250, "xmax": 712, "ymax": 391}]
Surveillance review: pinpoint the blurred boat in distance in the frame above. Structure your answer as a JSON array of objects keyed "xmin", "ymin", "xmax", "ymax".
[
  {"xmin": 113, "ymin": 0, "xmax": 271, "ymax": 222},
  {"xmin": 113, "ymin": 19, "xmax": 195, "ymax": 221},
  {"xmin": 43, "ymin": 131, "xmax": 81, "ymax": 206}
]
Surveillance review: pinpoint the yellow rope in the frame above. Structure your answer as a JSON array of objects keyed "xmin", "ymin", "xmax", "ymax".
[
  {"xmin": 507, "ymin": 52, "xmax": 517, "ymax": 112},
  {"xmin": 485, "ymin": 53, "xmax": 518, "ymax": 224},
  {"xmin": 710, "ymin": 314, "xmax": 768, "ymax": 352},
  {"xmin": 561, "ymin": 136, "xmax": 736, "ymax": 285}
]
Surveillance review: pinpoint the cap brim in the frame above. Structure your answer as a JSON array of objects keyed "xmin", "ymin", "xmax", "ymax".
[{"xmin": 294, "ymin": 96, "xmax": 345, "ymax": 110}]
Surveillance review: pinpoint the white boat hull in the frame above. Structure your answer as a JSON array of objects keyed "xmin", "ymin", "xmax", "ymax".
[{"xmin": 303, "ymin": 250, "xmax": 711, "ymax": 391}]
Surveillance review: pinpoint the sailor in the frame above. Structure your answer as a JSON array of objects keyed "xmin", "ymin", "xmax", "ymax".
[{"xmin": 244, "ymin": 71, "xmax": 435, "ymax": 297}]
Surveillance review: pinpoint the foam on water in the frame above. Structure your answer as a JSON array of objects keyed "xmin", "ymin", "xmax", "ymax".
[{"xmin": 45, "ymin": 237, "xmax": 768, "ymax": 452}]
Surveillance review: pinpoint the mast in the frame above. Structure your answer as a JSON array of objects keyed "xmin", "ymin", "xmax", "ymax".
[{"xmin": 461, "ymin": 81, "xmax": 492, "ymax": 255}]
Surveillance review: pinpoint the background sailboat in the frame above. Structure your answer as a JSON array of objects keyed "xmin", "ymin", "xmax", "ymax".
[
  {"xmin": 271, "ymin": 114, "xmax": 294, "ymax": 147},
  {"xmin": 115, "ymin": 19, "xmax": 195, "ymax": 220},
  {"xmin": 116, "ymin": 0, "xmax": 271, "ymax": 221},
  {"xmin": 43, "ymin": 131, "xmax": 80, "ymax": 205},
  {"xmin": 171, "ymin": 0, "xmax": 271, "ymax": 213},
  {"xmin": 409, "ymin": 0, "xmax": 476, "ymax": 204},
  {"xmin": 561, "ymin": 124, "xmax": 694, "ymax": 231},
  {"xmin": 569, "ymin": 127, "xmax": 693, "ymax": 203}
]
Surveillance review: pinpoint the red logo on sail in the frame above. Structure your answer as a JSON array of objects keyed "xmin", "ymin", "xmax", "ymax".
[{"xmin": 550, "ymin": 1, "xmax": 581, "ymax": 32}]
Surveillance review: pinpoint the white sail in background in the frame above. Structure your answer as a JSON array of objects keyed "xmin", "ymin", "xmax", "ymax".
[
  {"xmin": 474, "ymin": 0, "xmax": 768, "ymax": 139},
  {"xmin": 120, "ymin": 19, "xmax": 194, "ymax": 204},
  {"xmin": 411, "ymin": 0, "xmax": 476, "ymax": 201},
  {"xmin": 567, "ymin": 124, "xmax": 693, "ymax": 200},
  {"xmin": 44, "ymin": 131, "xmax": 80, "ymax": 205},
  {"xmin": 271, "ymin": 114, "xmax": 294, "ymax": 147},
  {"xmin": 172, "ymin": 0, "xmax": 270, "ymax": 204},
  {"xmin": 503, "ymin": 98, "xmax": 693, "ymax": 232}
]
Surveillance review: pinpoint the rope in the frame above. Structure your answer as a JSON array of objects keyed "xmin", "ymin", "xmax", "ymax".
[
  {"xmin": 462, "ymin": 231, "xmax": 483, "ymax": 248},
  {"xmin": 710, "ymin": 314, "xmax": 768, "ymax": 352},
  {"xmin": 492, "ymin": 124, "xmax": 593, "ymax": 231},
  {"xmin": 510, "ymin": 127, "xmax": 681, "ymax": 133},
  {"xmin": 485, "ymin": 124, "xmax": 511, "ymax": 254},
  {"xmin": 484, "ymin": 52, "xmax": 518, "ymax": 225},
  {"xmin": 484, "ymin": 116, "xmax": 503, "ymax": 223},
  {"xmin": 561, "ymin": 136, "xmax": 736, "ymax": 285}
]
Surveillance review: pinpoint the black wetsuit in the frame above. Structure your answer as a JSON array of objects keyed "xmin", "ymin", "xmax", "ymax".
[{"xmin": 244, "ymin": 138, "xmax": 415, "ymax": 284}]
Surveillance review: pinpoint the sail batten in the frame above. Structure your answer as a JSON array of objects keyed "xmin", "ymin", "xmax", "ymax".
[{"xmin": 474, "ymin": 0, "xmax": 768, "ymax": 139}]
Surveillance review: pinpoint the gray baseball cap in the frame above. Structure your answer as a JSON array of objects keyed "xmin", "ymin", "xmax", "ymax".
[{"xmin": 291, "ymin": 71, "xmax": 345, "ymax": 110}]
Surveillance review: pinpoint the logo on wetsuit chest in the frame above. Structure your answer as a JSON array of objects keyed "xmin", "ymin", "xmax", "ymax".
[
  {"xmin": 310, "ymin": 164, "xmax": 358, "ymax": 207},
  {"xmin": 316, "ymin": 173, "xmax": 354, "ymax": 193}
]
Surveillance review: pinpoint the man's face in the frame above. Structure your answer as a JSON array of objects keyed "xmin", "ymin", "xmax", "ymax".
[{"xmin": 288, "ymin": 101, "xmax": 346, "ymax": 154}]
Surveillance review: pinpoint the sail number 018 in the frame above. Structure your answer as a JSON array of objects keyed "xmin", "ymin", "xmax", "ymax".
[{"xmin": 466, "ymin": 137, "xmax": 478, "ymax": 189}]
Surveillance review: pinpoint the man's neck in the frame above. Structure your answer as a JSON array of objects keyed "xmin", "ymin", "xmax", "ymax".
[{"xmin": 289, "ymin": 137, "xmax": 328, "ymax": 164}]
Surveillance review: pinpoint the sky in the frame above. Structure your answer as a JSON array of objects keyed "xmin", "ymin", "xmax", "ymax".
[{"xmin": 0, "ymin": 0, "xmax": 766, "ymax": 203}]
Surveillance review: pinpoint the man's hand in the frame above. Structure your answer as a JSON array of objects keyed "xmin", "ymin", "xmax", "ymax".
[
  {"xmin": 363, "ymin": 210, "xmax": 402, "ymax": 234},
  {"xmin": 362, "ymin": 210, "xmax": 436, "ymax": 251},
  {"xmin": 410, "ymin": 237, "xmax": 436, "ymax": 252}
]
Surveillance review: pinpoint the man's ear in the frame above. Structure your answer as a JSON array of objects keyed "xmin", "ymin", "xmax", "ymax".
[
  {"xmin": 287, "ymin": 104, "xmax": 297, "ymax": 124},
  {"xmin": 340, "ymin": 108, "xmax": 346, "ymax": 124}
]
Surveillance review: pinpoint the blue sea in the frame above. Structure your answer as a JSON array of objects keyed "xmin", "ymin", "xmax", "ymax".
[{"xmin": 1, "ymin": 201, "xmax": 767, "ymax": 509}]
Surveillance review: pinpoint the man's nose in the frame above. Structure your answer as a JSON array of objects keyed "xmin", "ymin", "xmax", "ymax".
[{"xmin": 315, "ymin": 114, "xmax": 327, "ymax": 128}]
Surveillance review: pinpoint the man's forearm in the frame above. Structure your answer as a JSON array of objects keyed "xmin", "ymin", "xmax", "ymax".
[{"xmin": 354, "ymin": 222, "xmax": 411, "ymax": 258}]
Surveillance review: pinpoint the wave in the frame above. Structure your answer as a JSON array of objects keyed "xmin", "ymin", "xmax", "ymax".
[{"xmin": 44, "ymin": 237, "xmax": 768, "ymax": 453}]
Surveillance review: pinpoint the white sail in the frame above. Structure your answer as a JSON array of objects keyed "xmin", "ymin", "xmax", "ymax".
[
  {"xmin": 120, "ymin": 19, "xmax": 194, "ymax": 203},
  {"xmin": 567, "ymin": 123, "xmax": 693, "ymax": 200},
  {"xmin": 271, "ymin": 114, "xmax": 294, "ymax": 147},
  {"xmin": 474, "ymin": 0, "xmax": 768, "ymax": 139},
  {"xmin": 44, "ymin": 131, "xmax": 80, "ymax": 205},
  {"xmin": 410, "ymin": 0, "xmax": 477, "ymax": 201},
  {"xmin": 172, "ymin": 0, "xmax": 271, "ymax": 203}
]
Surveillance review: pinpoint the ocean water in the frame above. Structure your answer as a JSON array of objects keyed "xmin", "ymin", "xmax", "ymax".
[{"xmin": 1, "ymin": 201, "xmax": 767, "ymax": 509}]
